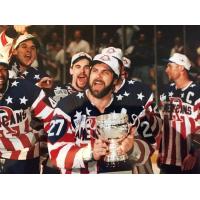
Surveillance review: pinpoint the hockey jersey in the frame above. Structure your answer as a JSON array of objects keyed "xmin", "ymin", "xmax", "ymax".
[
  {"xmin": 159, "ymin": 81, "xmax": 200, "ymax": 166},
  {"xmin": 47, "ymin": 89, "xmax": 159, "ymax": 173},
  {"xmin": 0, "ymin": 78, "xmax": 53, "ymax": 160},
  {"xmin": 115, "ymin": 79, "xmax": 162, "ymax": 144}
]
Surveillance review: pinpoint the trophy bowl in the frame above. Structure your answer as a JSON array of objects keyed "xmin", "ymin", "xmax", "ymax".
[{"xmin": 96, "ymin": 113, "xmax": 129, "ymax": 165}]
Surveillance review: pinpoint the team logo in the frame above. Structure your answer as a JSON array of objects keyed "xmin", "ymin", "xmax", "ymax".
[
  {"xmin": 0, "ymin": 106, "xmax": 18, "ymax": 134},
  {"xmin": 99, "ymin": 55, "xmax": 110, "ymax": 62},
  {"xmin": 106, "ymin": 47, "xmax": 116, "ymax": 53}
]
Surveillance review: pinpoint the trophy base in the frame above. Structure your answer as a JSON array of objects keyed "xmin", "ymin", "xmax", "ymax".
[
  {"xmin": 104, "ymin": 154, "xmax": 128, "ymax": 163},
  {"xmin": 98, "ymin": 159, "xmax": 133, "ymax": 173}
]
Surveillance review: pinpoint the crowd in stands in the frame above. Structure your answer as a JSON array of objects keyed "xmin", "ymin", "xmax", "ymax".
[{"xmin": 1, "ymin": 25, "xmax": 200, "ymax": 97}]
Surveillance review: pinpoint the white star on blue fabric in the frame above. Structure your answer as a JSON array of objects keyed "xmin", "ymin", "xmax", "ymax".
[
  {"xmin": 137, "ymin": 92, "xmax": 145, "ymax": 101},
  {"xmin": 5, "ymin": 96, "xmax": 13, "ymax": 104},
  {"xmin": 128, "ymin": 80, "xmax": 135, "ymax": 84},
  {"xmin": 116, "ymin": 94, "xmax": 123, "ymax": 101},
  {"xmin": 123, "ymin": 91, "xmax": 130, "ymax": 97},
  {"xmin": 34, "ymin": 74, "xmax": 40, "ymax": 80},
  {"xmin": 160, "ymin": 93, "xmax": 166, "ymax": 101},
  {"xmin": 19, "ymin": 96, "xmax": 28, "ymax": 105},
  {"xmin": 11, "ymin": 80, "xmax": 19, "ymax": 87},
  {"xmin": 168, "ymin": 91, "xmax": 173, "ymax": 97},
  {"xmin": 86, "ymin": 107, "xmax": 92, "ymax": 116},
  {"xmin": 74, "ymin": 111, "xmax": 82, "ymax": 119},
  {"xmin": 77, "ymin": 92, "xmax": 84, "ymax": 99},
  {"xmin": 23, "ymin": 71, "xmax": 28, "ymax": 76},
  {"xmin": 190, "ymin": 84, "xmax": 196, "ymax": 88},
  {"xmin": 181, "ymin": 93, "xmax": 184, "ymax": 98}
]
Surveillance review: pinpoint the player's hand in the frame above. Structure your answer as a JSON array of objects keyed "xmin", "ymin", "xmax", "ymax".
[
  {"xmin": 14, "ymin": 25, "xmax": 30, "ymax": 34},
  {"xmin": 37, "ymin": 77, "xmax": 54, "ymax": 89},
  {"xmin": 182, "ymin": 154, "xmax": 197, "ymax": 171},
  {"xmin": 117, "ymin": 126, "xmax": 135, "ymax": 155},
  {"xmin": 93, "ymin": 139, "xmax": 108, "ymax": 161}
]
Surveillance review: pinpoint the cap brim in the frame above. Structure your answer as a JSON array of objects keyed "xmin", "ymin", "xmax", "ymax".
[
  {"xmin": 71, "ymin": 56, "xmax": 92, "ymax": 67},
  {"xmin": 15, "ymin": 37, "xmax": 40, "ymax": 49},
  {"xmin": 162, "ymin": 58, "xmax": 172, "ymax": 63},
  {"xmin": 161, "ymin": 59, "xmax": 176, "ymax": 66}
]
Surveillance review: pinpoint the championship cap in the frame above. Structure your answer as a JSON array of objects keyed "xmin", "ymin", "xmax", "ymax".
[
  {"xmin": 71, "ymin": 52, "xmax": 92, "ymax": 67},
  {"xmin": 165, "ymin": 53, "xmax": 191, "ymax": 71},
  {"xmin": 102, "ymin": 47, "xmax": 123, "ymax": 62},
  {"xmin": 93, "ymin": 53, "xmax": 120, "ymax": 77},
  {"xmin": 0, "ymin": 51, "xmax": 10, "ymax": 69},
  {"xmin": 122, "ymin": 57, "xmax": 131, "ymax": 69},
  {"xmin": 13, "ymin": 34, "xmax": 39, "ymax": 49}
]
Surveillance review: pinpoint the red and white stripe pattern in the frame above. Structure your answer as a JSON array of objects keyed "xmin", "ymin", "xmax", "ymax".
[
  {"xmin": 0, "ymin": 90, "xmax": 53, "ymax": 160},
  {"xmin": 144, "ymin": 93, "xmax": 163, "ymax": 138},
  {"xmin": 159, "ymin": 101, "xmax": 200, "ymax": 166},
  {"xmin": 48, "ymin": 107, "xmax": 154, "ymax": 174},
  {"xmin": 0, "ymin": 31, "xmax": 14, "ymax": 60},
  {"xmin": 130, "ymin": 139, "xmax": 154, "ymax": 166}
]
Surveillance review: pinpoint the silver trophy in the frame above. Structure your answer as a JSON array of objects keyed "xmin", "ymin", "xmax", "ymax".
[{"xmin": 96, "ymin": 113, "xmax": 130, "ymax": 164}]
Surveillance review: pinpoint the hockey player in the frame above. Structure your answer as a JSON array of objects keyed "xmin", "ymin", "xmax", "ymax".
[
  {"xmin": 0, "ymin": 54, "xmax": 53, "ymax": 173},
  {"xmin": 158, "ymin": 53, "xmax": 200, "ymax": 173},
  {"xmin": 102, "ymin": 47, "xmax": 162, "ymax": 173},
  {"xmin": 47, "ymin": 54, "xmax": 159, "ymax": 173},
  {"xmin": 0, "ymin": 25, "xmax": 53, "ymax": 88},
  {"xmin": 47, "ymin": 52, "xmax": 92, "ymax": 108}
]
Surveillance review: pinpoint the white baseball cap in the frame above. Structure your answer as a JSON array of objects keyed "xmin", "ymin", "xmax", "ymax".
[
  {"xmin": 0, "ymin": 51, "xmax": 9, "ymax": 68},
  {"xmin": 122, "ymin": 57, "xmax": 131, "ymax": 69},
  {"xmin": 167, "ymin": 53, "xmax": 191, "ymax": 70},
  {"xmin": 71, "ymin": 52, "xmax": 92, "ymax": 67},
  {"xmin": 93, "ymin": 54, "xmax": 120, "ymax": 77},
  {"xmin": 13, "ymin": 34, "xmax": 39, "ymax": 49},
  {"xmin": 101, "ymin": 47, "xmax": 123, "ymax": 62}
]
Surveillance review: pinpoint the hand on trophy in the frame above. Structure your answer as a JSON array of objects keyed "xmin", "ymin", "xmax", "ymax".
[
  {"xmin": 117, "ymin": 126, "xmax": 135, "ymax": 156},
  {"xmin": 93, "ymin": 139, "xmax": 109, "ymax": 161}
]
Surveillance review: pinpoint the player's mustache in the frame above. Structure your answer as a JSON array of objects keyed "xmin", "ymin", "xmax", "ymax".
[
  {"xmin": 78, "ymin": 73, "xmax": 87, "ymax": 77},
  {"xmin": 92, "ymin": 79, "xmax": 105, "ymax": 84}
]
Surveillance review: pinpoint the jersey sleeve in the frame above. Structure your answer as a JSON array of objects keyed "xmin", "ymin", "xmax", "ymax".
[
  {"xmin": 25, "ymin": 80, "xmax": 54, "ymax": 125},
  {"xmin": 46, "ymin": 105, "xmax": 89, "ymax": 170},
  {"xmin": 129, "ymin": 138, "xmax": 154, "ymax": 166},
  {"xmin": 136, "ymin": 93, "xmax": 162, "ymax": 145}
]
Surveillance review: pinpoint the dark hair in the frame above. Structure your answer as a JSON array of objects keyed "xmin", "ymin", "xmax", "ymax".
[
  {"xmin": 16, "ymin": 38, "xmax": 40, "ymax": 49},
  {"xmin": 91, "ymin": 61, "xmax": 119, "ymax": 80},
  {"xmin": 0, "ymin": 62, "xmax": 10, "ymax": 70},
  {"xmin": 71, "ymin": 56, "xmax": 92, "ymax": 67}
]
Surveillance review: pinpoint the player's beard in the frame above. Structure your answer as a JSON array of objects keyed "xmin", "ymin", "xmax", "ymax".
[{"xmin": 89, "ymin": 78, "xmax": 115, "ymax": 99}]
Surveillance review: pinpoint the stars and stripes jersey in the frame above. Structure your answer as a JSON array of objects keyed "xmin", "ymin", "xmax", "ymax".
[
  {"xmin": 0, "ymin": 78, "xmax": 53, "ymax": 160},
  {"xmin": 47, "ymin": 90, "xmax": 154, "ymax": 174},
  {"xmin": 46, "ymin": 83, "xmax": 78, "ymax": 108},
  {"xmin": 9, "ymin": 59, "xmax": 49, "ymax": 84},
  {"xmin": 115, "ymin": 79, "xmax": 162, "ymax": 145},
  {"xmin": 0, "ymin": 30, "xmax": 13, "ymax": 60},
  {"xmin": 158, "ymin": 81, "xmax": 200, "ymax": 166}
]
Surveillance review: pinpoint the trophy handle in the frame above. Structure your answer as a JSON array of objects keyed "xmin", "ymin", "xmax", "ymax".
[{"xmin": 129, "ymin": 114, "xmax": 140, "ymax": 134}]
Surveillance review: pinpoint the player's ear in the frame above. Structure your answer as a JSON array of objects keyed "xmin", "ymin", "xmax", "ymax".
[
  {"xmin": 12, "ymin": 49, "xmax": 17, "ymax": 56},
  {"xmin": 180, "ymin": 65, "xmax": 185, "ymax": 71},
  {"xmin": 69, "ymin": 66, "xmax": 73, "ymax": 75},
  {"xmin": 113, "ymin": 77, "xmax": 118, "ymax": 86}
]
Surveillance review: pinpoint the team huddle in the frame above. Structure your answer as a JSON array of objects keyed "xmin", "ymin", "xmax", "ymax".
[{"xmin": 0, "ymin": 25, "xmax": 199, "ymax": 174}]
